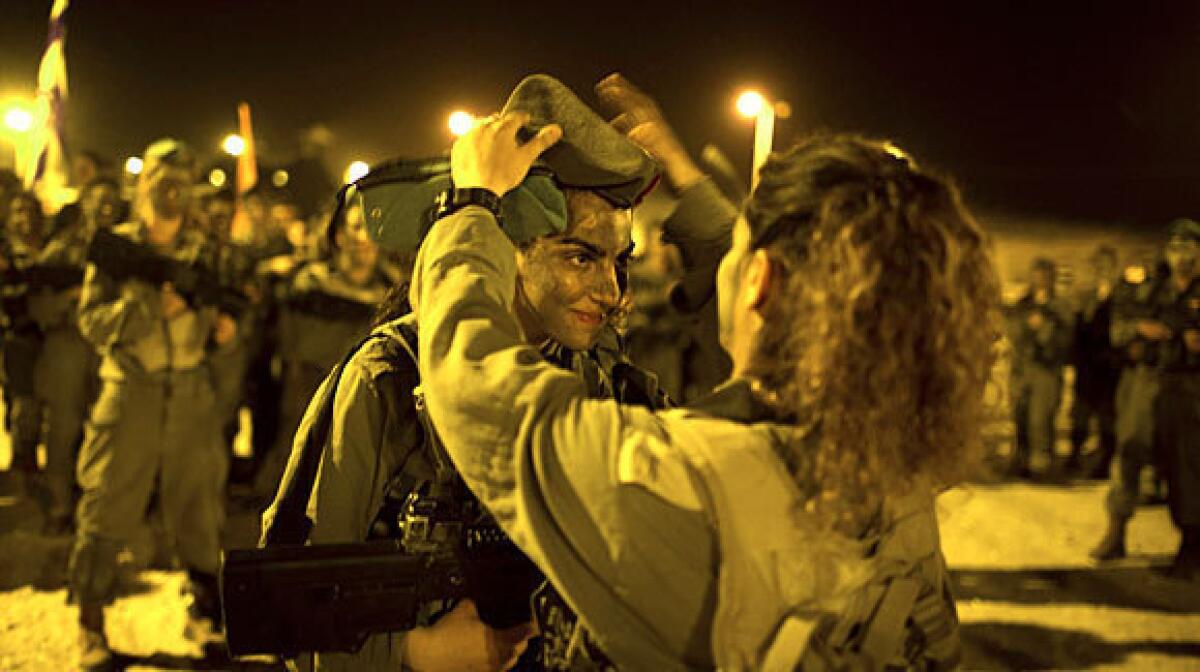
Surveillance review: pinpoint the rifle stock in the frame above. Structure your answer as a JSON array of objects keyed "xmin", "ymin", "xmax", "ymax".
[{"xmin": 220, "ymin": 540, "xmax": 463, "ymax": 657}]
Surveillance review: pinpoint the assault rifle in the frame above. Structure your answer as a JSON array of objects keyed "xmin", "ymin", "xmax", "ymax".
[
  {"xmin": 0, "ymin": 264, "xmax": 85, "ymax": 292},
  {"xmin": 85, "ymin": 228, "xmax": 249, "ymax": 316},
  {"xmin": 221, "ymin": 539, "xmax": 463, "ymax": 656},
  {"xmin": 220, "ymin": 326, "xmax": 544, "ymax": 659},
  {"xmin": 221, "ymin": 483, "xmax": 543, "ymax": 658}
]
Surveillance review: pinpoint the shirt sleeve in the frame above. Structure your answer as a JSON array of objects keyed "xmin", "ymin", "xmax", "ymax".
[{"xmin": 411, "ymin": 206, "xmax": 715, "ymax": 667}]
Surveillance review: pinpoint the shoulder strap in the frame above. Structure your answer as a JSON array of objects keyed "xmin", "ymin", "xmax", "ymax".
[
  {"xmin": 393, "ymin": 320, "xmax": 460, "ymax": 485},
  {"xmin": 261, "ymin": 329, "xmax": 397, "ymax": 546}
]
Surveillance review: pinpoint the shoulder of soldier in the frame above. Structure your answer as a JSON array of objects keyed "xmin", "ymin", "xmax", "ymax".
[{"xmin": 347, "ymin": 315, "xmax": 420, "ymax": 388}]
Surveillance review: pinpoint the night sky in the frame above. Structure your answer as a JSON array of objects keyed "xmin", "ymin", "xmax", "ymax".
[{"xmin": 2, "ymin": 1, "xmax": 1199, "ymax": 227}]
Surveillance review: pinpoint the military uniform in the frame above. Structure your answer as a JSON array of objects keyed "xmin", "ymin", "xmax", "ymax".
[
  {"xmin": 1, "ymin": 235, "xmax": 44, "ymax": 482},
  {"xmin": 263, "ymin": 312, "xmax": 672, "ymax": 671},
  {"xmin": 411, "ymin": 193, "xmax": 962, "ymax": 670},
  {"xmin": 1007, "ymin": 288, "xmax": 1072, "ymax": 475},
  {"xmin": 1069, "ymin": 281, "xmax": 1120, "ymax": 477},
  {"xmin": 252, "ymin": 259, "xmax": 390, "ymax": 500},
  {"xmin": 206, "ymin": 239, "xmax": 259, "ymax": 444},
  {"xmin": 1105, "ymin": 274, "xmax": 1198, "ymax": 519},
  {"xmin": 26, "ymin": 223, "xmax": 100, "ymax": 527},
  {"xmin": 69, "ymin": 220, "xmax": 234, "ymax": 619},
  {"xmin": 1094, "ymin": 235, "xmax": 1200, "ymax": 571},
  {"xmin": 260, "ymin": 172, "xmax": 735, "ymax": 670}
]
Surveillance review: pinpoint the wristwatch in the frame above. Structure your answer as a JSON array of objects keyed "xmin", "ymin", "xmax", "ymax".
[{"xmin": 433, "ymin": 187, "xmax": 502, "ymax": 224}]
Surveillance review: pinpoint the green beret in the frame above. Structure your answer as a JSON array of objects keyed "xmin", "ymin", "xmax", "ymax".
[{"xmin": 356, "ymin": 74, "xmax": 659, "ymax": 252}]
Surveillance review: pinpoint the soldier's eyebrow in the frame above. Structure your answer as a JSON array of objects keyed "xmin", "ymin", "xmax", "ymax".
[{"xmin": 557, "ymin": 237, "xmax": 604, "ymax": 257}]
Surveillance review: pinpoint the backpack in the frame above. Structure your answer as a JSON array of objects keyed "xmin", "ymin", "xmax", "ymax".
[{"xmin": 761, "ymin": 500, "xmax": 962, "ymax": 671}]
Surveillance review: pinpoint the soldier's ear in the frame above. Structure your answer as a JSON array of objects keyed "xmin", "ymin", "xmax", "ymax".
[{"xmin": 743, "ymin": 249, "xmax": 773, "ymax": 312}]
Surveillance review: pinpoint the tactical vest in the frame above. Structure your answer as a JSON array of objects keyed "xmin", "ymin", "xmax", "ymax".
[{"xmin": 660, "ymin": 414, "xmax": 961, "ymax": 671}]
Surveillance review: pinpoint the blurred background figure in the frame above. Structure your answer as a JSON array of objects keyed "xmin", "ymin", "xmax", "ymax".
[
  {"xmin": 195, "ymin": 189, "xmax": 259, "ymax": 472},
  {"xmin": 1068, "ymin": 245, "xmax": 1122, "ymax": 479},
  {"xmin": 623, "ymin": 196, "xmax": 730, "ymax": 403},
  {"xmin": 1007, "ymin": 257, "xmax": 1072, "ymax": 479},
  {"xmin": 1, "ymin": 192, "xmax": 48, "ymax": 502},
  {"xmin": 279, "ymin": 124, "xmax": 338, "ymax": 223},
  {"xmin": 68, "ymin": 139, "xmax": 236, "ymax": 669},
  {"xmin": 1092, "ymin": 219, "xmax": 1200, "ymax": 580},
  {"xmin": 249, "ymin": 202, "xmax": 393, "ymax": 504},
  {"xmin": 24, "ymin": 176, "xmax": 124, "ymax": 534},
  {"xmin": 48, "ymin": 150, "xmax": 118, "ymax": 239}
]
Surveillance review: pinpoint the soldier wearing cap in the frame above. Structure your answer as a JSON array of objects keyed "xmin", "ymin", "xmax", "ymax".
[
  {"xmin": 1007, "ymin": 256, "xmax": 1073, "ymax": 478},
  {"xmin": 1092, "ymin": 219, "xmax": 1200, "ymax": 580},
  {"xmin": 69, "ymin": 139, "xmax": 239, "ymax": 670}
]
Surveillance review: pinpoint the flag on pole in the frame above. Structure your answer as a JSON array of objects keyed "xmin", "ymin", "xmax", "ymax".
[
  {"xmin": 23, "ymin": 0, "xmax": 72, "ymax": 211},
  {"xmin": 236, "ymin": 101, "xmax": 258, "ymax": 196},
  {"xmin": 230, "ymin": 101, "xmax": 259, "ymax": 243}
]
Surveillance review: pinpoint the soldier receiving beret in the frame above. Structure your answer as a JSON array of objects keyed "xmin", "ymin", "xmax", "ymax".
[{"xmin": 260, "ymin": 75, "xmax": 700, "ymax": 671}]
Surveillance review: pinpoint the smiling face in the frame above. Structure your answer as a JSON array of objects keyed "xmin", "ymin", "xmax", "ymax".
[{"xmin": 515, "ymin": 190, "xmax": 633, "ymax": 351}]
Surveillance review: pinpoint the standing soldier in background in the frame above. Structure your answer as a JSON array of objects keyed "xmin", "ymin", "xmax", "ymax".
[
  {"xmin": 1092, "ymin": 219, "xmax": 1200, "ymax": 579},
  {"xmin": 1, "ymin": 192, "xmax": 48, "ymax": 501},
  {"xmin": 26, "ymin": 176, "xmax": 124, "ymax": 533},
  {"xmin": 198, "ymin": 189, "xmax": 259, "ymax": 468},
  {"xmin": 625, "ymin": 207, "xmax": 731, "ymax": 403},
  {"xmin": 1068, "ymin": 245, "xmax": 1122, "ymax": 479},
  {"xmin": 1008, "ymin": 257, "xmax": 1072, "ymax": 479},
  {"xmin": 250, "ymin": 202, "xmax": 391, "ymax": 504},
  {"xmin": 69, "ymin": 139, "xmax": 239, "ymax": 670}
]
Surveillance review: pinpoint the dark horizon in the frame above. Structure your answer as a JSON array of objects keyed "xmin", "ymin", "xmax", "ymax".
[{"xmin": 3, "ymin": 1, "xmax": 1199, "ymax": 228}]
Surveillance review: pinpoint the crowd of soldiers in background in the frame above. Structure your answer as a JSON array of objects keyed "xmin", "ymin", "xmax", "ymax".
[
  {"xmin": 0, "ymin": 146, "xmax": 401, "ymax": 538},
  {"xmin": 1, "ymin": 145, "xmax": 1197, "ymax": 582},
  {"xmin": 0, "ymin": 142, "xmax": 731, "ymax": 533},
  {"xmin": 1003, "ymin": 224, "xmax": 1200, "ymax": 577}
]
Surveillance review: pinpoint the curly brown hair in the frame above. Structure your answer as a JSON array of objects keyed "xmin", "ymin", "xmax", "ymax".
[{"xmin": 745, "ymin": 135, "xmax": 1001, "ymax": 532}]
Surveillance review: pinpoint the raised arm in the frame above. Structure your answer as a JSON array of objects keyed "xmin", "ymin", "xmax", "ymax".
[{"xmin": 596, "ymin": 73, "xmax": 737, "ymax": 311}]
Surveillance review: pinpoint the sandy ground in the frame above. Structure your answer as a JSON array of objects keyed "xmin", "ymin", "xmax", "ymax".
[{"xmin": 1, "ymin": 419, "xmax": 1198, "ymax": 670}]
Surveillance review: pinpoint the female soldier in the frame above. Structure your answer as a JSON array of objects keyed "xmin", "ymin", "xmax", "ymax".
[
  {"xmin": 412, "ymin": 84, "xmax": 1000, "ymax": 669},
  {"xmin": 259, "ymin": 76, "xmax": 721, "ymax": 671}
]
